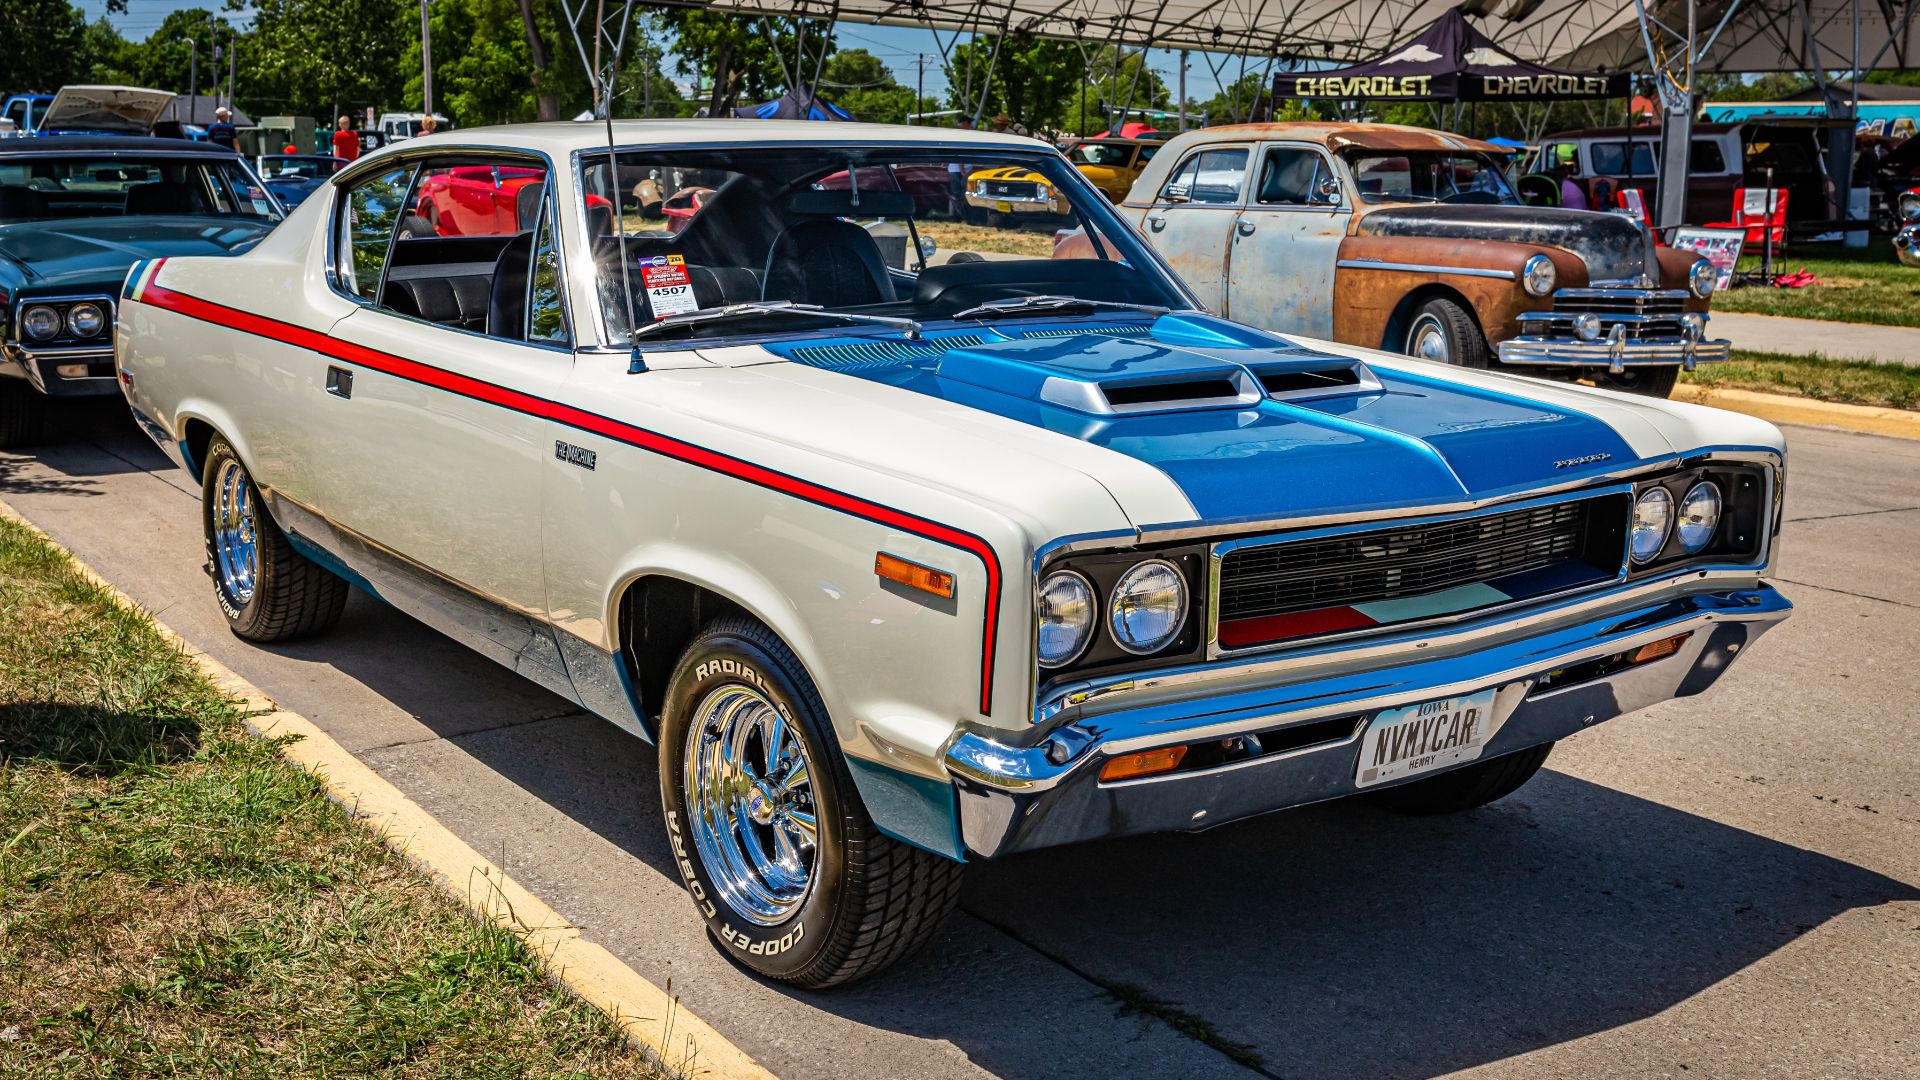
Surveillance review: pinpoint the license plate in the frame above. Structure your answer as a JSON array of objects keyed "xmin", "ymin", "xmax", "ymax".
[
  {"xmin": 994, "ymin": 200, "xmax": 1013, "ymax": 213},
  {"xmin": 1354, "ymin": 688, "xmax": 1498, "ymax": 788}
]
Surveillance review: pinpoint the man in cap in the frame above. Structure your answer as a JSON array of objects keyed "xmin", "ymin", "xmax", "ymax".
[{"xmin": 207, "ymin": 106, "xmax": 236, "ymax": 151}]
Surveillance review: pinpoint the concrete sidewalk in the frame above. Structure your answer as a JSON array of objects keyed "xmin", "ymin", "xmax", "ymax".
[{"xmin": 1712, "ymin": 311, "xmax": 1920, "ymax": 366}]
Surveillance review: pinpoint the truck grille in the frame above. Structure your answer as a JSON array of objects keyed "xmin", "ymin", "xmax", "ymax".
[
  {"xmin": 1537, "ymin": 288, "xmax": 1688, "ymax": 341},
  {"xmin": 1215, "ymin": 494, "xmax": 1627, "ymax": 648}
]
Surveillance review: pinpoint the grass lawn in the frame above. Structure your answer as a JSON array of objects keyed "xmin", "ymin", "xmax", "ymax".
[
  {"xmin": 919, "ymin": 221, "xmax": 1059, "ymax": 259},
  {"xmin": 1680, "ymin": 348, "xmax": 1920, "ymax": 410},
  {"xmin": 0, "ymin": 515, "xmax": 654, "ymax": 1076},
  {"xmin": 1710, "ymin": 241, "xmax": 1920, "ymax": 328}
]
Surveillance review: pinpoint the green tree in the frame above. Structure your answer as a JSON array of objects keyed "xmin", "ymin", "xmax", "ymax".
[
  {"xmin": 243, "ymin": 0, "xmax": 412, "ymax": 122},
  {"xmin": 118, "ymin": 9, "xmax": 233, "ymax": 98},
  {"xmin": 1081, "ymin": 45, "xmax": 1169, "ymax": 133},
  {"xmin": 1, "ymin": 0, "xmax": 87, "ymax": 90},
  {"xmin": 663, "ymin": 11, "xmax": 833, "ymax": 115},
  {"xmin": 78, "ymin": 17, "xmax": 137, "ymax": 85},
  {"xmin": 818, "ymin": 49, "xmax": 914, "ymax": 124},
  {"xmin": 944, "ymin": 36, "xmax": 1084, "ymax": 131}
]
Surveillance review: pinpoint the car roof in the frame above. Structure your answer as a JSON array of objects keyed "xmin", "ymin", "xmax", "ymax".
[
  {"xmin": 1543, "ymin": 124, "xmax": 1739, "ymax": 140},
  {"xmin": 348, "ymin": 119, "xmax": 1047, "ymax": 164},
  {"xmin": 0, "ymin": 134, "xmax": 239, "ymax": 155}
]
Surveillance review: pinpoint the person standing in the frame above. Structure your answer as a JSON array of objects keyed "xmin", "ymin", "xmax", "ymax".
[
  {"xmin": 331, "ymin": 116, "xmax": 360, "ymax": 162},
  {"xmin": 419, "ymin": 114, "xmax": 438, "ymax": 137},
  {"xmin": 206, "ymin": 106, "xmax": 236, "ymax": 151}
]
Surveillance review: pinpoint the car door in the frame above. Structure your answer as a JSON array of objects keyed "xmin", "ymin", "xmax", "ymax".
[
  {"xmin": 1223, "ymin": 143, "xmax": 1348, "ymax": 336},
  {"xmin": 1139, "ymin": 144, "xmax": 1250, "ymax": 312},
  {"xmin": 319, "ymin": 152, "xmax": 572, "ymax": 682}
]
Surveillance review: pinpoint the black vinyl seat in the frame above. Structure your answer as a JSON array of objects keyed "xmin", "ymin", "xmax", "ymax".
[
  {"xmin": 0, "ymin": 186, "xmax": 49, "ymax": 221},
  {"xmin": 124, "ymin": 183, "xmax": 207, "ymax": 215},
  {"xmin": 761, "ymin": 218, "xmax": 894, "ymax": 307},
  {"xmin": 487, "ymin": 232, "xmax": 535, "ymax": 339}
]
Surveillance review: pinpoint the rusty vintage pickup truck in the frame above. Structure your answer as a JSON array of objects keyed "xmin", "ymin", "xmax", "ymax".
[{"xmin": 1116, "ymin": 122, "xmax": 1727, "ymax": 396}]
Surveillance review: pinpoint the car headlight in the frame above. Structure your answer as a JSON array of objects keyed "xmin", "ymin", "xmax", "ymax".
[
  {"xmin": 1522, "ymin": 253, "xmax": 1556, "ymax": 297},
  {"xmin": 21, "ymin": 305, "xmax": 62, "ymax": 341},
  {"xmin": 1676, "ymin": 480, "xmax": 1721, "ymax": 553},
  {"xmin": 1108, "ymin": 559, "xmax": 1188, "ymax": 655},
  {"xmin": 1573, "ymin": 312, "xmax": 1603, "ymax": 341},
  {"xmin": 1900, "ymin": 191, "xmax": 1920, "ymax": 222},
  {"xmin": 66, "ymin": 302, "xmax": 106, "ymax": 338},
  {"xmin": 1630, "ymin": 487, "xmax": 1674, "ymax": 564},
  {"xmin": 1688, "ymin": 258, "xmax": 1716, "ymax": 299},
  {"xmin": 1037, "ymin": 570, "xmax": 1095, "ymax": 669}
]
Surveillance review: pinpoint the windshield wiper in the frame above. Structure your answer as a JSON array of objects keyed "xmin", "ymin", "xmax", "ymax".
[
  {"xmin": 950, "ymin": 295, "xmax": 1171, "ymax": 322},
  {"xmin": 629, "ymin": 300, "xmax": 922, "ymax": 341}
]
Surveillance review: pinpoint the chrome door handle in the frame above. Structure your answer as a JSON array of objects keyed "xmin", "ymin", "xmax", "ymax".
[
  {"xmin": 1236, "ymin": 219, "xmax": 1257, "ymax": 236},
  {"xmin": 1146, "ymin": 214, "xmax": 1166, "ymax": 231},
  {"xmin": 325, "ymin": 365, "xmax": 353, "ymax": 399}
]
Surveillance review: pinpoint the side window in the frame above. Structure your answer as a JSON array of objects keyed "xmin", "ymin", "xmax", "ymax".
[
  {"xmin": 373, "ymin": 155, "xmax": 552, "ymax": 338},
  {"xmin": 526, "ymin": 194, "xmax": 569, "ymax": 346},
  {"xmin": 1690, "ymin": 139, "xmax": 1727, "ymax": 174},
  {"xmin": 1159, "ymin": 147, "xmax": 1248, "ymax": 205},
  {"xmin": 1589, "ymin": 142, "xmax": 1626, "ymax": 175},
  {"xmin": 1255, "ymin": 147, "xmax": 1335, "ymax": 206},
  {"xmin": 335, "ymin": 164, "xmax": 416, "ymax": 300}
]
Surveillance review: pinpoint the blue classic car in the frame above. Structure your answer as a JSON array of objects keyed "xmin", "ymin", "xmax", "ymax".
[
  {"xmin": 0, "ymin": 134, "xmax": 281, "ymax": 444},
  {"xmin": 254, "ymin": 153, "xmax": 347, "ymax": 209}
]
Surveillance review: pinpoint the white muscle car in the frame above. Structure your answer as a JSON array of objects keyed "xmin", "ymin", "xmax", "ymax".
[{"xmin": 116, "ymin": 120, "xmax": 1792, "ymax": 988}]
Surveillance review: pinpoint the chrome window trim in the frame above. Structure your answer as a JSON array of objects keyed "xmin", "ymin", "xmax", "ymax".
[
  {"xmin": 1153, "ymin": 143, "xmax": 1253, "ymax": 208},
  {"xmin": 1337, "ymin": 259, "xmax": 1517, "ymax": 280}
]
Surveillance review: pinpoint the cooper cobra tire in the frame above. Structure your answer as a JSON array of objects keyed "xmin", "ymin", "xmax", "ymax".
[
  {"xmin": 1364, "ymin": 742, "xmax": 1554, "ymax": 815},
  {"xmin": 1403, "ymin": 297, "xmax": 1490, "ymax": 369},
  {"xmin": 1589, "ymin": 366, "xmax": 1679, "ymax": 397},
  {"xmin": 0, "ymin": 379, "xmax": 47, "ymax": 449},
  {"xmin": 659, "ymin": 616, "xmax": 965, "ymax": 988},
  {"xmin": 201, "ymin": 437, "xmax": 349, "ymax": 642}
]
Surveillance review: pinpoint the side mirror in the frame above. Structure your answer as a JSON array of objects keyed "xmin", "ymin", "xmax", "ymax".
[
  {"xmin": 918, "ymin": 236, "xmax": 937, "ymax": 259},
  {"xmin": 1317, "ymin": 177, "xmax": 1343, "ymax": 206}
]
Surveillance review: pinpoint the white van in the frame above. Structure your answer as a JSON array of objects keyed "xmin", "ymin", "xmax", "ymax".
[{"xmin": 377, "ymin": 111, "xmax": 452, "ymax": 142}]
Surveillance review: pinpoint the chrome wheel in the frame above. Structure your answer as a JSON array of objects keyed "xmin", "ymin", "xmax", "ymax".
[
  {"xmin": 1407, "ymin": 314, "xmax": 1451, "ymax": 362},
  {"xmin": 211, "ymin": 459, "xmax": 259, "ymax": 606},
  {"xmin": 683, "ymin": 684, "xmax": 819, "ymax": 926}
]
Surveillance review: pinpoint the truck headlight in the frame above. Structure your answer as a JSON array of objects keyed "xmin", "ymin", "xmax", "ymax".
[
  {"xmin": 21, "ymin": 304, "xmax": 62, "ymax": 341},
  {"xmin": 1108, "ymin": 559, "xmax": 1187, "ymax": 655},
  {"xmin": 1689, "ymin": 258, "xmax": 1716, "ymax": 298},
  {"xmin": 66, "ymin": 302, "xmax": 106, "ymax": 338},
  {"xmin": 1037, "ymin": 570, "xmax": 1095, "ymax": 668},
  {"xmin": 1630, "ymin": 487, "xmax": 1674, "ymax": 564},
  {"xmin": 1676, "ymin": 481, "xmax": 1722, "ymax": 552},
  {"xmin": 1522, "ymin": 254, "xmax": 1556, "ymax": 296}
]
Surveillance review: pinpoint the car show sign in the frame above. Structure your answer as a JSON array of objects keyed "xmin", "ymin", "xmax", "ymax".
[
  {"xmin": 1671, "ymin": 227, "xmax": 1748, "ymax": 291},
  {"xmin": 1274, "ymin": 8, "xmax": 1628, "ymax": 102}
]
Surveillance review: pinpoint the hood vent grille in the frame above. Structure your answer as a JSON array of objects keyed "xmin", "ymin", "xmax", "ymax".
[
  {"xmin": 789, "ymin": 335, "xmax": 987, "ymax": 372},
  {"xmin": 1258, "ymin": 367, "xmax": 1362, "ymax": 394},
  {"xmin": 1103, "ymin": 378, "xmax": 1242, "ymax": 407},
  {"xmin": 1016, "ymin": 325, "xmax": 1147, "ymax": 340}
]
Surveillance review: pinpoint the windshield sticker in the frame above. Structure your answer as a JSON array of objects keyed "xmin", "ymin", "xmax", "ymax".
[{"xmin": 640, "ymin": 254, "xmax": 697, "ymax": 319}]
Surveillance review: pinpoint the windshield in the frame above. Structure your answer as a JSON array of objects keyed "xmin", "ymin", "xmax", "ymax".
[
  {"xmin": 578, "ymin": 146, "xmax": 1187, "ymax": 344},
  {"xmin": 1068, "ymin": 143, "xmax": 1134, "ymax": 167},
  {"xmin": 1344, "ymin": 151, "xmax": 1519, "ymax": 205},
  {"xmin": 0, "ymin": 154, "xmax": 283, "ymax": 223}
]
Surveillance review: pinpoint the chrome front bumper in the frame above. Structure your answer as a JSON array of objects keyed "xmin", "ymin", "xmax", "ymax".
[
  {"xmin": 944, "ymin": 584, "xmax": 1789, "ymax": 858},
  {"xmin": 1496, "ymin": 332, "xmax": 1732, "ymax": 371},
  {"xmin": 964, "ymin": 191, "xmax": 1059, "ymax": 214}
]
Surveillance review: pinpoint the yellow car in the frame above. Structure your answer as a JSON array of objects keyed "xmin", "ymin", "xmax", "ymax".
[
  {"xmin": 963, "ymin": 164, "xmax": 1073, "ymax": 222},
  {"xmin": 1063, "ymin": 137, "xmax": 1161, "ymax": 202}
]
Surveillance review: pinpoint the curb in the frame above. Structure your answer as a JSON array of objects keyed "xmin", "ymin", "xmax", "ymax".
[
  {"xmin": 1673, "ymin": 384, "xmax": 1920, "ymax": 441},
  {"xmin": 0, "ymin": 500, "xmax": 775, "ymax": 1080}
]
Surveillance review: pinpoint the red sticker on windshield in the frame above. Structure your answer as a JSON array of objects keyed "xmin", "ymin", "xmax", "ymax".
[{"xmin": 640, "ymin": 254, "xmax": 696, "ymax": 319}]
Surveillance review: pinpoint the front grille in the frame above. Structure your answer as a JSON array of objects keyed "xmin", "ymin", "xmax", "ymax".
[
  {"xmin": 1542, "ymin": 288, "xmax": 1687, "ymax": 341},
  {"xmin": 985, "ymin": 180, "xmax": 1039, "ymax": 198},
  {"xmin": 1216, "ymin": 495, "xmax": 1624, "ymax": 644}
]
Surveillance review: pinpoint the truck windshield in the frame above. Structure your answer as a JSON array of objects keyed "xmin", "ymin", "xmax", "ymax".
[
  {"xmin": 1345, "ymin": 151, "xmax": 1520, "ymax": 205},
  {"xmin": 579, "ymin": 145, "xmax": 1188, "ymax": 344},
  {"xmin": 0, "ymin": 155, "xmax": 283, "ymax": 223}
]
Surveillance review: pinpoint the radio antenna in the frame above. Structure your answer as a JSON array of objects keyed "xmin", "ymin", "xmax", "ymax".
[{"xmin": 561, "ymin": 0, "xmax": 644, "ymax": 369}]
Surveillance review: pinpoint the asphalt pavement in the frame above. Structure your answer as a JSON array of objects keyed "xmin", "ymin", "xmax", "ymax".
[{"xmin": 3, "ymin": 405, "xmax": 1916, "ymax": 1080}]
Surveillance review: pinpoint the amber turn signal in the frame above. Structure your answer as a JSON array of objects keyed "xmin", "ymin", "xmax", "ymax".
[
  {"xmin": 1631, "ymin": 632, "xmax": 1691, "ymax": 664},
  {"xmin": 1099, "ymin": 745, "xmax": 1188, "ymax": 782},
  {"xmin": 874, "ymin": 552, "xmax": 954, "ymax": 598}
]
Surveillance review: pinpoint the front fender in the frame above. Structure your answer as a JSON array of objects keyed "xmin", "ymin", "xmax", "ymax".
[{"xmin": 1333, "ymin": 234, "xmax": 1586, "ymax": 348}]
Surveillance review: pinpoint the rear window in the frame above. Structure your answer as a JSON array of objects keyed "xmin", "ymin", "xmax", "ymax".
[
  {"xmin": 1590, "ymin": 141, "xmax": 1656, "ymax": 177},
  {"xmin": 0, "ymin": 155, "xmax": 283, "ymax": 222}
]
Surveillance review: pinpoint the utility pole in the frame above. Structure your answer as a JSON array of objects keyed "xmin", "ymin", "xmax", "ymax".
[
  {"xmin": 914, "ymin": 54, "xmax": 924, "ymax": 125},
  {"xmin": 420, "ymin": 0, "xmax": 435, "ymax": 117},
  {"xmin": 186, "ymin": 38, "xmax": 198, "ymax": 126},
  {"xmin": 227, "ymin": 26, "xmax": 236, "ymax": 110},
  {"xmin": 1177, "ymin": 50, "xmax": 1188, "ymax": 131}
]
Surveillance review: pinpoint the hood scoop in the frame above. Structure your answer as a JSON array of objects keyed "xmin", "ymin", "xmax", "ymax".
[{"xmin": 933, "ymin": 331, "xmax": 1380, "ymax": 416}]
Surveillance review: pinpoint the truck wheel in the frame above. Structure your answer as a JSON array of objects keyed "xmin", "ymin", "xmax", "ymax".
[
  {"xmin": 201, "ymin": 437, "xmax": 349, "ymax": 642},
  {"xmin": 659, "ymin": 616, "xmax": 965, "ymax": 988},
  {"xmin": 1403, "ymin": 298, "xmax": 1489, "ymax": 369},
  {"xmin": 1590, "ymin": 366, "xmax": 1679, "ymax": 397},
  {"xmin": 0, "ymin": 380, "xmax": 47, "ymax": 448},
  {"xmin": 1365, "ymin": 742, "xmax": 1554, "ymax": 815}
]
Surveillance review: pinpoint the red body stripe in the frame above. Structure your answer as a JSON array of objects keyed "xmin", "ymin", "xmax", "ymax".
[
  {"xmin": 136, "ymin": 282, "xmax": 1003, "ymax": 715},
  {"xmin": 1217, "ymin": 606, "xmax": 1375, "ymax": 649}
]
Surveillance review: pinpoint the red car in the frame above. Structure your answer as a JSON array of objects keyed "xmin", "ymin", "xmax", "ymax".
[{"xmin": 415, "ymin": 164, "xmax": 546, "ymax": 236}]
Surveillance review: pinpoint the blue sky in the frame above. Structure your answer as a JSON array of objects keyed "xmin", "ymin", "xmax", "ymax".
[{"xmin": 79, "ymin": 0, "xmax": 1233, "ymax": 104}]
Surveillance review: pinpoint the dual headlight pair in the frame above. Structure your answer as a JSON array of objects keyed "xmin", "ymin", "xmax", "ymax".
[
  {"xmin": 18, "ymin": 302, "xmax": 108, "ymax": 342},
  {"xmin": 1037, "ymin": 559, "xmax": 1188, "ymax": 669},
  {"xmin": 1630, "ymin": 480, "xmax": 1722, "ymax": 564}
]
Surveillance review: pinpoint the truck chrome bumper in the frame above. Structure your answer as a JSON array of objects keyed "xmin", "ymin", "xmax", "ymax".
[
  {"xmin": 1496, "ymin": 335, "xmax": 1732, "ymax": 372},
  {"xmin": 944, "ymin": 584, "xmax": 1789, "ymax": 859}
]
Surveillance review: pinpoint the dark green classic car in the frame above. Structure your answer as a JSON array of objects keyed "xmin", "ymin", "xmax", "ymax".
[{"xmin": 0, "ymin": 135, "xmax": 282, "ymax": 445}]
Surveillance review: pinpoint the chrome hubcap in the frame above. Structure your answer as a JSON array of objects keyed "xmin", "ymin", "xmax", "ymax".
[
  {"xmin": 683, "ymin": 684, "xmax": 818, "ymax": 926},
  {"xmin": 1409, "ymin": 316, "xmax": 1451, "ymax": 363},
  {"xmin": 212, "ymin": 460, "xmax": 259, "ymax": 606}
]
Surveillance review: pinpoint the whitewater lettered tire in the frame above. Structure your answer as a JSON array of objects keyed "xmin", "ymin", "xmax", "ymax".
[
  {"xmin": 1365, "ymin": 743, "xmax": 1555, "ymax": 815},
  {"xmin": 201, "ymin": 437, "xmax": 349, "ymax": 642},
  {"xmin": 659, "ymin": 617, "xmax": 965, "ymax": 988}
]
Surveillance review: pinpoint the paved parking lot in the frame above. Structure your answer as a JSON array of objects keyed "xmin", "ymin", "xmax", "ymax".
[{"xmin": 3, "ymin": 411, "xmax": 1915, "ymax": 1080}]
